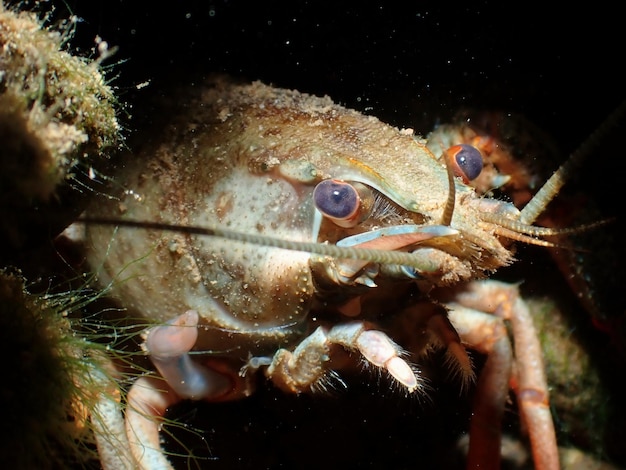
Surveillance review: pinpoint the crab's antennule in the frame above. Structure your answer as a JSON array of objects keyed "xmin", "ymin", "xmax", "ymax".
[{"xmin": 520, "ymin": 101, "xmax": 626, "ymax": 225}]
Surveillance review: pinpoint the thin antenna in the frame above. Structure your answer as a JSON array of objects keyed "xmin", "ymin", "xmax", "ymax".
[
  {"xmin": 79, "ymin": 217, "xmax": 457, "ymax": 272},
  {"xmin": 520, "ymin": 101, "xmax": 626, "ymax": 225}
]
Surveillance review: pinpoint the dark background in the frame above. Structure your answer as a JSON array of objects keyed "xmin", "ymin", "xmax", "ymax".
[
  {"xmin": 35, "ymin": 1, "xmax": 626, "ymax": 144},
  {"xmin": 12, "ymin": 1, "xmax": 625, "ymax": 468}
]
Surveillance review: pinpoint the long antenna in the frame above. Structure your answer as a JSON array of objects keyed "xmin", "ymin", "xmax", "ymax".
[
  {"xmin": 519, "ymin": 101, "xmax": 626, "ymax": 225},
  {"xmin": 78, "ymin": 217, "xmax": 457, "ymax": 272}
]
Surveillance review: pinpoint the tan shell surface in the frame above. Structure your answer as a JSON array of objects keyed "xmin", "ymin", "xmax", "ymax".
[{"xmin": 85, "ymin": 77, "xmax": 512, "ymax": 356}]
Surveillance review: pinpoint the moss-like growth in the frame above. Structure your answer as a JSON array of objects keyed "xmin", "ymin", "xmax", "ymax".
[
  {"xmin": 0, "ymin": 1, "xmax": 121, "ymax": 250},
  {"xmin": 0, "ymin": 269, "xmax": 106, "ymax": 468},
  {"xmin": 529, "ymin": 295, "xmax": 614, "ymax": 462},
  {"xmin": 0, "ymin": 3, "xmax": 126, "ymax": 467},
  {"xmin": 0, "ymin": 2, "xmax": 120, "ymax": 195}
]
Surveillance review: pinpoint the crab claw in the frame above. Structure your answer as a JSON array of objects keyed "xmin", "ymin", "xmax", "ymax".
[{"xmin": 145, "ymin": 310, "xmax": 230, "ymax": 399}]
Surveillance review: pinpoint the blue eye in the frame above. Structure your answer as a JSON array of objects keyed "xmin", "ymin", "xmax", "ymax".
[
  {"xmin": 313, "ymin": 179, "xmax": 360, "ymax": 222},
  {"xmin": 447, "ymin": 144, "xmax": 483, "ymax": 182}
]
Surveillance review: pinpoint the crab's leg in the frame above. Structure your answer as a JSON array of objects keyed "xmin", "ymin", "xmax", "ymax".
[
  {"xmin": 262, "ymin": 322, "xmax": 423, "ymax": 394},
  {"xmin": 446, "ymin": 303, "xmax": 512, "ymax": 470},
  {"xmin": 125, "ymin": 376, "xmax": 178, "ymax": 470},
  {"xmin": 145, "ymin": 309, "xmax": 232, "ymax": 399},
  {"xmin": 90, "ymin": 367, "xmax": 136, "ymax": 470},
  {"xmin": 125, "ymin": 310, "xmax": 244, "ymax": 469},
  {"xmin": 447, "ymin": 280, "xmax": 559, "ymax": 470}
]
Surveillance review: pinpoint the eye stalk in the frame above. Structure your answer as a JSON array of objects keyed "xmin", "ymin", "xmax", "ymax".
[
  {"xmin": 440, "ymin": 144, "xmax": 483, "ymax": 226},
  {"xmin": 313, "ymin": 179, "xmax": 374, "ymax": 228},
  {"xmin": 446, "ymin": 144, "xmax": 483, "ymax": 183}
]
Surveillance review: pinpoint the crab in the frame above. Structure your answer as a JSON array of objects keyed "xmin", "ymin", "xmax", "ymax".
[{"xmin": 76, "ymin": 76, "xmax": 588, "ymax": 469}]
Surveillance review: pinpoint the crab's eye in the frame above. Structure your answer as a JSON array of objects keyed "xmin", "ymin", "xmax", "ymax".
[
  {"xmin": 313, "ymin": 179, "xmax": 361, "ymax": 227},
  {"xmin": 446, "ymin": 144, "xmax": 483, "ymax": 183}
]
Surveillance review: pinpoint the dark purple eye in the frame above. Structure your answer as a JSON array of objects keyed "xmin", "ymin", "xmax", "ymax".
[
  {"xmin": 313, "ymin": 179, "xmax": 360, "ymax": 223},
  {"xmin": 446, "ymin": 144, "xmax": 483, "ymax": 182}
]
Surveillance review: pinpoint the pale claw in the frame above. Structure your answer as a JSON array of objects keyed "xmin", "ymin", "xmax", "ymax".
[
  {"xmin": 121, "ymin": 312, "xmax": 254, "ymax": 469},
  {"xmin": 145, "ymin": 310, "xmax": 230, "ymax": 399},
  {"xmin": 265, "ymin": 322, "xmax": 422, "ymax": 394},
  {"xmin": 329, "ymin": 323, "xmax": 421, "ymax": 392}
]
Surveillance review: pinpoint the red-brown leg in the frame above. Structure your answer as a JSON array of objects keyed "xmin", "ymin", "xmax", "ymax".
[
  {"xmin": 447, "ymin": 304, "xmax": 512, "ymax": 470},
  {"xmin": 447, "ymin": 280, "xmax": 559, "ymax": 470}
]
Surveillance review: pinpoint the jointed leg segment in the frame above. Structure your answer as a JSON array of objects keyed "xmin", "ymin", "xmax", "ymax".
[
  {"xmin": 446, "ymin": 280, "xmax": 559, "ymax": 470},
  {"xmin": 264, "ymin": 322, "xmax": 422, "ymax": 394},
  {"xmin": 117, "ymin": 280, "xmax": 557, "ymax": 470}
]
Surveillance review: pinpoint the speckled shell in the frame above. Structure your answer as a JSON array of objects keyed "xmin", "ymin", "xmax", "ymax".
[{"xmin": 84, "ymin": 77, "xmax": 513, "ymax": 358}]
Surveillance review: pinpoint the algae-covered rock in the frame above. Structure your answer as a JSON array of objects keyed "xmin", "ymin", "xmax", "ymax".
[
  {"xmin": 0, "ymin": 3, "xmax": 125, "ymax": 468},
  {"xmin": 0, "ymin": 1, "xmax": 121, "ymax": 250},
  {"xmin": 0, "ymin": 269, "xmax": 103, "ymax": 468}
]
